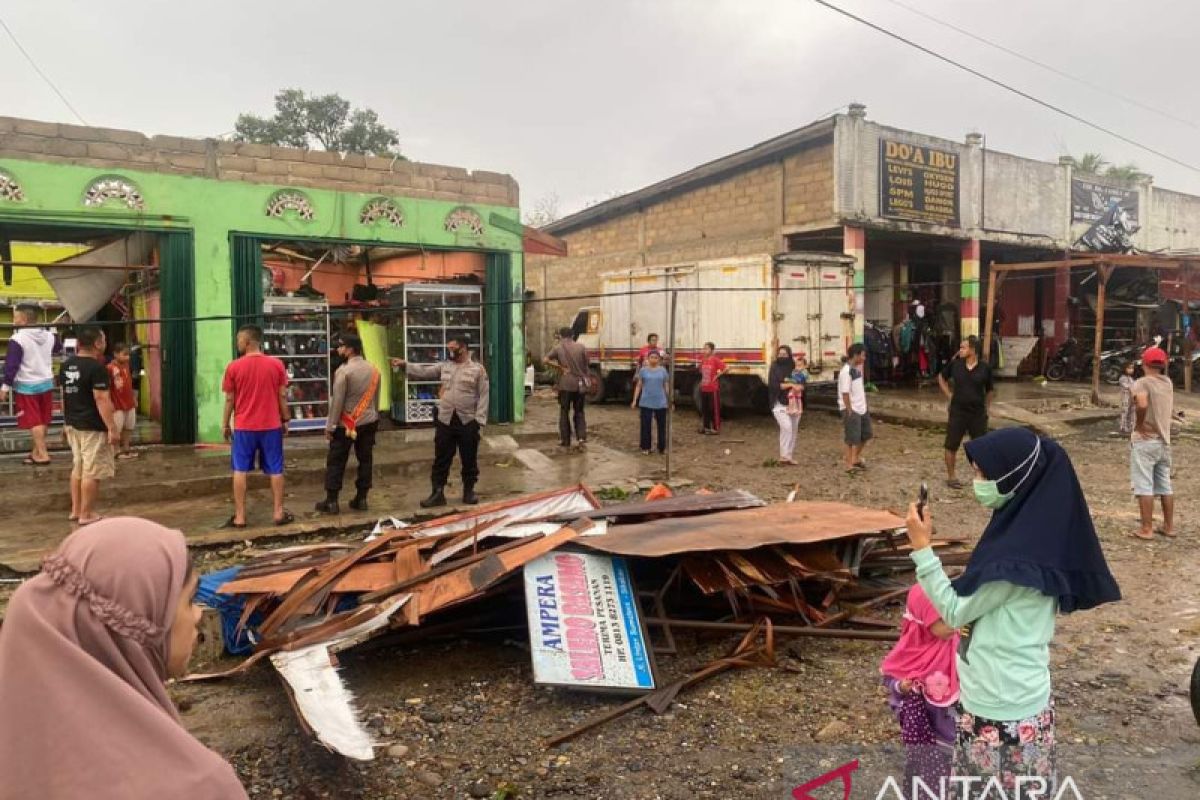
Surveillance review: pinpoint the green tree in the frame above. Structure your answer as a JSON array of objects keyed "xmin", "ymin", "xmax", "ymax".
[
  {"xmin": 1104, "ymin": 163, "xmax": 1149, "ymax": 182},
  {"xmin": 234, "ymin": 89, "xmax": 402, "ymax": 158},
  {"xmin": 1074, "ymin": 152, "xmax": 1109, "ymax": 175},
  {"xmin": 1071, "ymin": 152, "xmax": 1148, "ymax": 182}
]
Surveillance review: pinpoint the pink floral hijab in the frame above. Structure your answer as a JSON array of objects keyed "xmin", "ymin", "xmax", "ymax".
[
  {"xmin": 0, "ymin": 518, "xmax": 248, "ymax": 799},
  {"xmin": 880, "ymin": 584, "xmax": 960, "ymax": 707}
]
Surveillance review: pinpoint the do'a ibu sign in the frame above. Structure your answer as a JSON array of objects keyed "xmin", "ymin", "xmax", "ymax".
[
  {"xmin": 879, "ymin": 139, "xmax": 960, "ymax": 226},
  {"xmin": 523, "ymin": 551, "xmax": 656, "ymax": 692}
]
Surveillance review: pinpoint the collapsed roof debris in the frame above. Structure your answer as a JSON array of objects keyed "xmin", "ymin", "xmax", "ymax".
[{"xmin": 193, "ymin": 484, "xmax": 965, "ymax": 759}]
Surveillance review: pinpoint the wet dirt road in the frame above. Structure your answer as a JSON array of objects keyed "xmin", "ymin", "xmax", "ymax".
[{"xmin": 5, "ymin": 396, "xmax": 1199, "ymax": 798}]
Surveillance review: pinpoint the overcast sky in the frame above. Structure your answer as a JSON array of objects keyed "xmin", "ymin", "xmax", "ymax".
[{"xmin": 4, "ymin": 0, "xmax": 1200, "ymax": 216}]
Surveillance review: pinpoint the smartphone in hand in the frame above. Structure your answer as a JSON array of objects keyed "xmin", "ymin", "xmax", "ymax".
[{"xmin": 916, "ymin": 482, "xmax": 929, "ymax": 520}]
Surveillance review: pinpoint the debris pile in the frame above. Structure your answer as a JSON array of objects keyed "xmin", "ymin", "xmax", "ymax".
[{"xmin": 194, "ymin": 483, "xmax": 966, "ymax": 759}]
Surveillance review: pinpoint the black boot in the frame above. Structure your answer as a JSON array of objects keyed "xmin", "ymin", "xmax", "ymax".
[
  {"xmin": 462, "ymin": 484, "xmax": 479, "ymax": 505},
  {"xmin": 420, "ymin": 487, "xmax": 447, "ymax": 508},
  {"xmin": 348, "ymin": 494, "xmax": 369, "ymax": 511},
  {"xmin": 314, "ymin": 494, "xmax": 339, "ymax": 514}
]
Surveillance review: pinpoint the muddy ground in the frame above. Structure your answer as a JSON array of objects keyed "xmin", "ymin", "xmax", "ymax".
[{"xmin": 7, "ymin": 396, "xmax": 1200, "ymax": 798}]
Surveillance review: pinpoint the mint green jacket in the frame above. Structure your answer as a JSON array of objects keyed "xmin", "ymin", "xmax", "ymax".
[{"xmin": 912, "ymin": 547, "xmax": 1057, "ymax": 721}]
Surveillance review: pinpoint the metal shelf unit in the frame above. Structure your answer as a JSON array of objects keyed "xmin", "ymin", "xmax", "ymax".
[
  {"xmin": 395, "ymin": 283, "xmax": 483, "ymax": 424},
  {"xmin": 263, "ymin": 297, "xmax": 331, "ymax": 432}
]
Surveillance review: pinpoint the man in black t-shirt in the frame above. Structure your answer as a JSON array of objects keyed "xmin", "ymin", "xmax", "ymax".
[
  {"xmin": 58, "ymin": 326, "xmax": 119, "ymax": 524},
  {"xmin": 937, "ymin": 335, "xmax": 993, "ymax": 489}
]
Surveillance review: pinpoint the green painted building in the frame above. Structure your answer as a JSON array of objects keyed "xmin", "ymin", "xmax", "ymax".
[{"xmin": 0, "ymin": 116, "xmax": 525, "ymax": 444}]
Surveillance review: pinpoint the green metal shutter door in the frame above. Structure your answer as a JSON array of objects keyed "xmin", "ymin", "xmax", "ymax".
[
  {"xmin": 159, "ymin": 232, "xmax": 197, "ymax": 444},
  {"xmin": 485, "ymin": 253, "xmax": 514, "ymax": 423},
  {"xmin": 230, "ymin": 235, "xmax": 264, "ymax": 338}
]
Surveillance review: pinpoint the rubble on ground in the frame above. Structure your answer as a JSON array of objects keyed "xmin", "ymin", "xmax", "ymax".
[{"xmin": 192, "ymin": 482, "xmax": 967, "ymax": 760}]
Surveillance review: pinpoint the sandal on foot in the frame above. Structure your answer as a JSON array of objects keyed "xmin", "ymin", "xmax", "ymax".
[
  {"xmin": 76, "ymin": 516, "xmax": 103, "ymax": 526},
  {"xmin": 273, "ymin": 510, "xmax": 295, "ymax": 526},
  {"xmin": 219, "ymin": 516, "xmax": 247, "ymax": 530},
  {"xmin": 946, "ymin": 478, "xmax": 964, "ymax": 489},
  {"xmin": 23, "ymin": 457, "xmax": 51, "ymax": 466},
  {"xmin": 1157, "ymin": 528, "xmax": 1177, "ymax": 538},
  {"xmin": 1129, "ymin": 529, "xmax": 1155, "ymax": 541}
]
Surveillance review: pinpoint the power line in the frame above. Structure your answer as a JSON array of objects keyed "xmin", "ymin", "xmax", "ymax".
[
  {"xmin": 878, "ymin": 0, "xmax": 1200, "ymax": 132},
  {"xmin": 808, "ymin": 0, "xmax": 1200, "ymax": 175},
  {"xmin": 0, "ymin": 16, "xmax": 89, "ymax": 125},
  {"xmin": 0, "ymin": 270, "xmax": 1109, "ymax": 330}
]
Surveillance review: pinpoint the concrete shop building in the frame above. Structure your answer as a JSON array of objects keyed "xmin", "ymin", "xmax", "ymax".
[
  {"xmin": 527, "ymin": 104, "xmax": 1200, "ymax": 373},
  {"xmin": 0, "ymin": 117, "xmax": 528, "ymax": 444}
]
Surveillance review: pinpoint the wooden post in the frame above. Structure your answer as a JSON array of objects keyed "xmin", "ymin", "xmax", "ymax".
[
  {"xmin": 982, "ymin": 263, "xmax": 1002, "ymax": 367},
  {"xmin": 1091, "ymin": 264, "xmax": 1112, "ymax": 404},
  {"xmin": 1185, "ymin": 265, "xmax": 1194, "ymax": 393},
  {"xmin": 665, "ymin": 288, "xmax": 678, "ymax": 481}
]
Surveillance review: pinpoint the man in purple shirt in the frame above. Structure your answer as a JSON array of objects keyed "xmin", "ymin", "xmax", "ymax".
[{"xmin": 1, "ymin": 304, "xmax": 58, "ymax": 465}]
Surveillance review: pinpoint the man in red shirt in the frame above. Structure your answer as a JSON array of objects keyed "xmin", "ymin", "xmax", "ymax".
[
  {"xmin": 698, "ymin": 341, "xmax": 728, "ymax": 434},
  {"xmin": 221, "ymin": 324, "xmax": 291, "ymax": 528},
  {"xmin": 106, "ymin": 342, "xmax": 138, "ymax": 460}
]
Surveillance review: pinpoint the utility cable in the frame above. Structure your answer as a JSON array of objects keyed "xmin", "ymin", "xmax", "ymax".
[
  {"xmin": 0, "ymin": 16, "xmax": 89, "ymax": 125},
  {"xmin": 878, "ymin": 0, "xmax": 1200, "ymax": 132},
  {"xmin": 0, "ymin": 268, "xmax": 1119, "ymax": 330},
  {"xmin": 808, "ymin": 0, "xmax": 1200, "ymax": 175}
]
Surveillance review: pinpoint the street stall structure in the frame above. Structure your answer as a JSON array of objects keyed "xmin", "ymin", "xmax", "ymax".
[
  {"xmin": 0, "ymin": 116, "xmax": 528, "ymax": 442},
  {"xmin": 983, "ymin": 253, "xmax": 1200, "ymax": 401}
]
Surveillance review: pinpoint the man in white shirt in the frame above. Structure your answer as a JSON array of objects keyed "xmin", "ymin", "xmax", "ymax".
[{"xmin": 838, "ymin": 343, "xmax": 872, "ymax": 473}]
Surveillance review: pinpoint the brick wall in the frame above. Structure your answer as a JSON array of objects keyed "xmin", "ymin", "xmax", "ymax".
[
  {"xmin": 526, "ymin": 141, "xmax": 836, "ymax": 355},
  {"xmin": 643, "ymin": 163, "xmax": 778, "ymax": 249},
  {"xmin": 0, "ymin": 116, "xmax": 518, "ymax": 206},
  {"xmin": 783, "ymin": 142, "xmax": 834, "ymax": 226}
]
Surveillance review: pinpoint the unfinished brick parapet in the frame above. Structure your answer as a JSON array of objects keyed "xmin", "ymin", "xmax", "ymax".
[
  {"xmin": 526, "ymin": 138, "xmax": 836, "ymax": 354},
  {"xmin": 0, "ymin": 115, "xmax": 518, "ymax": 206}
]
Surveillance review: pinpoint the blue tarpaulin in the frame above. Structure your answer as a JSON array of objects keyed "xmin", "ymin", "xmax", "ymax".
[{"xmin": 196, "ymin": 567, "xmax": 260, "ymax": 656}]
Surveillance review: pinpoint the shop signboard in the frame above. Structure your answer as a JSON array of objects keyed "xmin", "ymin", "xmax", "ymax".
[
  {"xmin": 878, "ymin": 139, "xmax": 960, "ymax": 226},
  {"xmin": 523, "ymin": 550, "xmax": 655, "ymax": 692},
  {"xmin": 1071, "ymin": 178, "xmax": 1139, "ymax": 224}
]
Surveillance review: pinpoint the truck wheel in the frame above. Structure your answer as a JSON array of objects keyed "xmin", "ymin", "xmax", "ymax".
[
  {"xmin": 691, "ymin": 381, "xmax": 702, "ymax": 410},
  {"xmin": 585, "ymin": 368, "xmax": 606, "ymax": 403}
]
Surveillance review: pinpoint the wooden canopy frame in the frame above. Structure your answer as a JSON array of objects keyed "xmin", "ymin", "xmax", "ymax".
[{"xmin": 983, "ymin": 253, "xmax": 1200, "ymax": 403}]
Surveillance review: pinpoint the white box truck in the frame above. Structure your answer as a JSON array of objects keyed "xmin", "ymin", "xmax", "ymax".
[{"xmin": 571, "ymin": 252, "xmax": 857, "ymax": 409}]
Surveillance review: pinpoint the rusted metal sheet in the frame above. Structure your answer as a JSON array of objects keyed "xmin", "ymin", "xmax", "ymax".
[
  {"xmin": 681, "ymin": 545, "xmax": 852, "ymax": 594},
  {"xmin": 581, "ymin": 502, "xmax": 904, "ymax": 557},
  {"xmin": 412, "ymin": 522, "xmax": 590, "ymax": 619},
  {"xmin": 549, "ymin": 489, "xmax": 764, "ymax": 524}
]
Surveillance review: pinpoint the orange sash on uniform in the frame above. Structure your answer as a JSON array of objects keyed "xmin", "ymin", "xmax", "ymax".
[{"xmin": 340, "ymin": 369, "xmax": 380, "ymax": 440}]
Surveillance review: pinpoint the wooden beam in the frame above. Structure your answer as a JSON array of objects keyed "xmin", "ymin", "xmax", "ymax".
[
  {"xmin": 1187, "ymin": 265, "xmax": 1194, "ymax": 394},
  {"xmin": 1097, "ymin": 254, "xmax": 1200, "ymax": 269},
  {"xmin": 982, "ymin": 264, "xmax": 1003, "ymax": 364},
  {"xmin": 990, "ymin": 257, "xmax": 1101, "ymax": 273},
  {"xmin": 1091, "ymin": 264, "xmax": 1114, "ymax": 404}
]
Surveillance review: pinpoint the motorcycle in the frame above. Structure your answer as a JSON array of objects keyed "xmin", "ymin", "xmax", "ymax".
[{"xmin": 1045, "ymin": 338, "xmax": 1093, "ymax": 382}]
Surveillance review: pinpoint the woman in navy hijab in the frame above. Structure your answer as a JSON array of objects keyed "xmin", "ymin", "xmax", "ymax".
[{"xmin": 904, "ymin": 427, "xmax": 1120, "ymax": 798}]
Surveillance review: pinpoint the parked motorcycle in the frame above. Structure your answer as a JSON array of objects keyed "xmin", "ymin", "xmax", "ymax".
[{"xmin": 1045, "ymin": 338, "xmax": 1094, "ymax": 382}]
